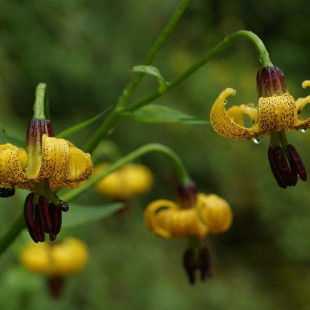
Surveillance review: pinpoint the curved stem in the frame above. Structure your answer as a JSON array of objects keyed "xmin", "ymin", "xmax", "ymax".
[
  {"xmin": 126, "ymin": 30, "xmax": 272, "ymax": 112},
  {"xmin": 62, "ymin": 143, "xmax": 192, "ymax": 202},
  {"xmin": 83, "ymin": 0, "xmax": 191, "ymax": 154},
  {"xmin": 33, "ymin": 83, "xmax": 48, "ymax": 120}
]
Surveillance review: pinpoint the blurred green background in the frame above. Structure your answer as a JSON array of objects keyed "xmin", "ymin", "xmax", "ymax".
[{"xmin": 1, "ymin": 0, "xmax": 310, "ymax": 309}]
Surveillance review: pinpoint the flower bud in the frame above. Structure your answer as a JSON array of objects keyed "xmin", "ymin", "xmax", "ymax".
[
  {"xmin": 177, "ymin": 182, "xmax": 197, "ymax": 209},
  {"xmin": 94, "ymin": 163, "xmax": 153, "ymax": 200},
  {"xmin": 256, "ymin": 66, "xmax": 286, "ymax": 97}
]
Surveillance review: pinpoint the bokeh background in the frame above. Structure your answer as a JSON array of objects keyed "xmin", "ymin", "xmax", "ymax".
[{"xmin": 1, "ymin": 0, "xmax": 310, "ymax": 309}]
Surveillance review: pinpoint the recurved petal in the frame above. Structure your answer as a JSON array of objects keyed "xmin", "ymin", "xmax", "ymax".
[
  {"xmin": 227, "ymin": 104, "xmax": 257, "ymax": 126},
  {"xmin": 144, "ymin": 200, "xmax": 179, "ymax": 239},
  {"xmin": 196, "ymin": 193, "xmax": 232, "ymax": 234},
  {"xmin": 292, "ymin": 80, "xmax": 310, "ymax": 129},
  {"xmin": 0, "ymin": 144, "xmax": 30, "ymax": 187},
  {"xmin": 144, "ymin": 199, "xmax": 209, "ymax": 239},
  {"xmin": 65, "ymin": 147, "xmax": 93, "ymax": 188},
  {"xmin": 40, "ymin": 135, "xmax": 70, "ymax": 180},
  {"xmin": 210, "ymin": 88, "xmax": 258, "ymax": 139}
]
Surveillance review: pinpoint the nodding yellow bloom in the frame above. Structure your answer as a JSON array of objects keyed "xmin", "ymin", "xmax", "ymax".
[
  {"xmin": 0, "ymin": 125, "xmax": 92, "ymax": 191},
  {"xmin": 210, "ymin": 66, "xmax": 309, "ymax": 188},
  {"xmin": 20, "ymin": 237, "xmax": 89, "ymax": 298},
  {"xmin": 145, "ymin": 183, "xmax": 232, "ymax": 285},
  {"xmin": 94, "ymin": 163, "xmax": 153, "ymax": 200},
  {"xmin": 0, "ymin": 85, "xmax": 93, "ymax": 243},
  {"xmin": 20, "ymin": 237, "xmax": 89, "ymax": 276},
  {"xmin": 145, "ymin": 193, "xmax": 232, "ymax": 239}
]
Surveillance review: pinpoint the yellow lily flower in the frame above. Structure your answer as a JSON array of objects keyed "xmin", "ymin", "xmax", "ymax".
[
  {"xmin": 0, "ymin": 131, "xmax": 92, "ymax": 191},
  {"xmin": 145, "ymin": 193, "xmax": 232, "ymax": 239},
  {"xmin": 20, "ymin": 237, "xmax": 89, "ymax": 298},
  {"xmin": 144, "ymin": 183, "xmax": 232, "ymax": 284},
  {"xmin": 210, "ymin": 66, "xmax": 309, "ymax": 188},
  {"xmin": 0, "ymin": 85, "xmax": 93, "ymax": 243}
]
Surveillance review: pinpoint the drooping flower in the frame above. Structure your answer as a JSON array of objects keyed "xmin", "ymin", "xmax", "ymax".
[
  {"xmin": 94, "ymin": 163, "xmax": 153, "ymax": 200},
  {"xmin": 210, "ymin": 66, "xmax": 310, "ymax": 188},
  {"xmin": 20, "ymin": 237, "xmax": 89, "ymax": 298},
  {"xmin": 144, "ymin": 182, "xmax": 232, "ymax": 284},
  {"xmin": 0, "ymin": 84, "xmax": 93, "ymax": 242}
]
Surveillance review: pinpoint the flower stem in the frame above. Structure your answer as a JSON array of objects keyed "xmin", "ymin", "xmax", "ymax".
[
  {"xmin": 126, "ymin": 30, "xmax": 273, "ymax": 112},
  {"xmin": 82, "ymin": 0, "xmax": 191, "ymax": 154},
  {"xmin": 62, "ymin": 143, "xmax": 192, "ymax": 202},
  {"xmin": 33, "ymin": 83, "xmax": 49, "ymax": 120},
  {"xmin": 0, "ymin": 214, "xmax": 25, "ymax": 256}
]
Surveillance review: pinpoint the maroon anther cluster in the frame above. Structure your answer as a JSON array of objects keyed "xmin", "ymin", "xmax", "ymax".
[
  {"xmin": 24, "ymin": 193, "xmax": 69, "ymax": 243},
  {"xmin": 183, "ymin": 246, "xmax": 212, "ymax": 284},
  {"xmin": 268, "ymin": 144, "xmax": 307, "ymax": 188},
  {"xmin": 256, "ymin": 66, "xmax": 287, "ymax": 97},
  {"xmin": 177, "ymin": 182, "xmax": 197, "ymax": 209}
]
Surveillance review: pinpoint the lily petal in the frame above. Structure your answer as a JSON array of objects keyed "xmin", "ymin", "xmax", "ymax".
[
  {"xmin": 40, "ymin": 135, "xmax": 70, "ymax": 181},
  {"xmin": 210, "ymin": 88, "xmax": 258, "ymax": 139},
  {"xmin": 0, "ymin": 144, "xmax": 30, "ymax": 187},
  {"xmin": 145, "ymin": 200, "xmax": 208, "ymax": 239},
  {"xmin": 65, "ymin": 147, "xmax": 93, "ymax": 188},
  {"xmin": 295, "ymin": 82, "xmax": 310, "ymax": 129}
]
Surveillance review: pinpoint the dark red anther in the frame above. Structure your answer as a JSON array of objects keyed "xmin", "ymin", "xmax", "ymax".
[
  {"xmin": 183, "ymin": 249, "xmax": 196, "ymax": 284},
  {"xmin": 287, "ymin": 144, "xmax": 307, "ymax": 181},
  {"xmin": 49, "ymin": 203, "xmax": 62, "ymax": 241},
  {"xmin": 199, "ymin": 246, "xmax": 212, "ymax": 281},
  {"xmin": 59, "ymin": 201, "xmax": 69, "ymax": 212},
  {"xmin": 38, "ymin": 196, "xmax": 52, "ymax": 233},
  {"xmin": 273, "ymin": 146, "xmax": 293, "ymax": 186},
  {"xmin": 183, "ymin": 246, "xmax": 212, "ymax": 285},
  {"xmin": 256, "ymin": 66, "xmax": 286, "ymax": 97},
  {"xmin": 34, "ymin": 206, "xmax": 46, "ymax": 242},
  {"xmin": 268, "ymin": 147, "xmax": 288, "ymax": 188},
  {"xmin": 24, "ymin": 193, "xmax": 41, "ymax": 243}
]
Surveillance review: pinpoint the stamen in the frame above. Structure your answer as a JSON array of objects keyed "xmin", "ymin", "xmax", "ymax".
[
  {"xmin": 183, "ymin": 249, "xmax": 196, "ymax": 284},
  {"xmin": 0, "ymin": 187, "xmax": 15, "ymax": 198},
  {"xmin": 199, "ymin": 246, "xmax": 212, "ymax": 280},
  {"xmin": 59, "ymin": 201, "xmax": 69, "ymax": 212},
  {"xmin": 24, "ymin": 193, "xmax": 40, "ymax": 243},
  {"xmin": 286, "ymin": 144, "xmax": 307, "ymax": 181},
  {"xmin": 34, "ymin": 206, "xmax": 45, "ymax": 242},
  {"xmin": 267, "ymin": 147, "xmax": 287, "ymax": 188},
  {"xmin": 183, "ymin": 246, "xmax": 212, "ymax": 284},
  {"xmin": 49, "ymin": 203, "xmax": 62, "ymax": 242},
  {"xmin": 38, "ymin": 196, "xmax": 52, "ymax": 233}
]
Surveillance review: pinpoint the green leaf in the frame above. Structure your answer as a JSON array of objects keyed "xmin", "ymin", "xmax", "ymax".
[
  {"xmin": 122, "ymin": 104, "xmax": 209, "ymax": 124},
  {"xmin": 132, "ymin": 65, "xmax": 167, "ymax": 93},
  {"xmin": 56, "ymin": 106, "xmax": 112, "ymax": 139},
  {"xmin": 62, "ymin": 203, "xmax": 122, "ymax": 228},
  {"xmin": 0, "ymin": 124, "xmax": 25, "ymax": 147}
]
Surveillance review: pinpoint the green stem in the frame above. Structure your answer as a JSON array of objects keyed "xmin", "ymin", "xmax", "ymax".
[
  {"xmin": 126, "ymin": 30, "xmax": 273, "ymax": 112},
  {"xmin": 0, "ymin": 214, "xmax": 25, "ymax": 255},
  {"xmin": 62, "ymin": 143, "xmax": 191, "ymax": 202},
  {"xmin": 33, "ymin": 83, "xmax": 48, "ymax": 120},
  {"xmin": 82, "ymin": 0, "xmax": 191, "ymax": 154}
]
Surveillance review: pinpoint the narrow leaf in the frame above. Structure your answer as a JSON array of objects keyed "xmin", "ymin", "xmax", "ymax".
[
  {"xmin": 122, "ymin": 104, "xmax": 209, "ymax": 124},
  {"xmin": 132, "ymin": 65, "xmax": 167, "ymax": 93},
  {"xmin": 62, "ymin": 203, "xmax": 122, "ymax": 228},
  {"xmin": 0, "ymin": 125, "xmax": 24, "ymax": 147},
  {"xmin": 56, "ymin": 106, "xmax": 112, "ymax": 139}
]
